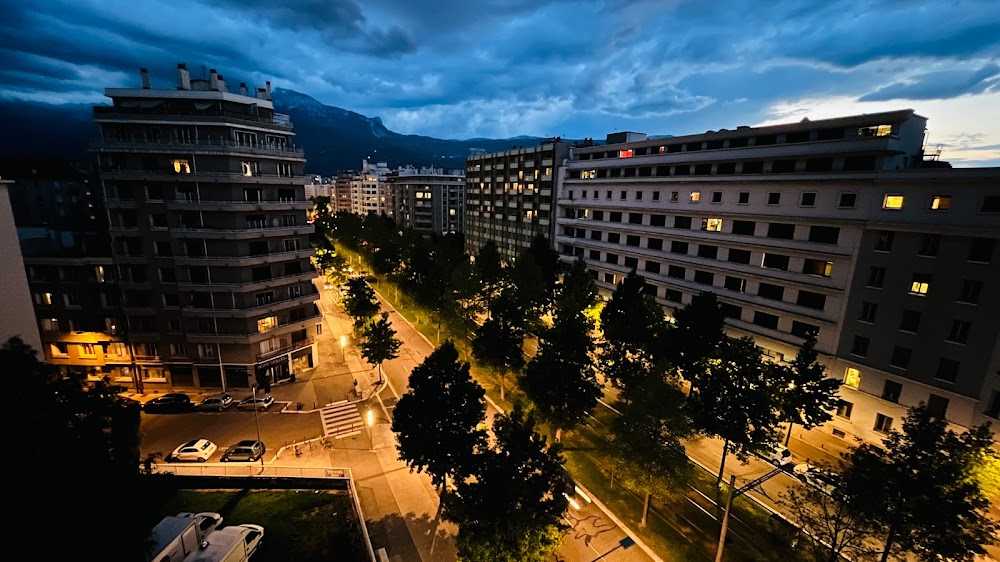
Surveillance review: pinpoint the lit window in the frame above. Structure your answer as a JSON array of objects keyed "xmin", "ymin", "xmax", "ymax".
[
  {"xmin": 241, "ymin": 161, "xmax": 256, "ymax": 176},
  {"xmin": 843, "ymin": 368, "xmax": 861, "ymax": 389},
  {"xmin": 702, "ymin": 218, "xmax": 723, "ymax": 232},
  {"xmin": 883, "ymin": 195, "xmax": 904, "ymax": 209},
  {"xmin": 41, "ymin": 318, "xmax": 59, "ymax": 332},
  {"xmin": 449, "ymin": 209, "xmax": 456, "ymax": 216},
  {"xmin": 581, "ymin": 170, "xmax": 597, "ymax": 179},
  {"xmin": 859, "ymin": 125, "xmax": 893, "ymax": 137},
  {"xmin": 172, "ymin": 159, "xmax": 191, "ymax": 174},
  {"xmin": 909, "ymin": 273, "xmax": 931, "ymax": 296},
  {"xmin": 79, "ymin": 343, "xmax": 96, "ymax": 357},
  {"xmin": 42, "ymin": 292, "xmax": 53, "ymax": 305},
  {"xmin": 690, "ymin": 191, "xmax": 701, "ymax": 202},
  {"xmin": 619, "ymin": 149, "xmax": 634, "ymax": 158},
  {"xmin": 930, "ymin": 195, "xmax": 951, "ymax": 210},
  {"xmin": 49, "ymin": 343, "xmax": 68, "ymax": 357},
  {"xmin": 257, "ymin": 315, "xmax": 278, "ymax": 333}
]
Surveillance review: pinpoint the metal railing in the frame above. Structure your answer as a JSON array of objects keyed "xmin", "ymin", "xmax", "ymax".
[
  {"xmin": 92, "ymin": 137, "xmax": 303, "ymax": 155},
  {"xmin": 93, "ymin": 106, "xmax": 294, "ymax": 130}
]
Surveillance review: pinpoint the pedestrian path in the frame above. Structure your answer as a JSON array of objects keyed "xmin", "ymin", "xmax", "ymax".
[{"xmin": 321, "ymin": 400, "xmax": 364, "ymax": 439}]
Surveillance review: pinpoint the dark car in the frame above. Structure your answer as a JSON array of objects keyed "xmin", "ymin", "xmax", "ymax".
[
  {"xmin": 195, "ymin": 393, "xmax": 234, "ymax": 412},
  {"xmin": 237, "ymin": 394, "xmax": 274, "ymax": 411},
  {"xmin": 143, "ymin": 393, "xmax": 193, "ymax": 413},
  {"xmin": 221, "ymin": 440, "xmax": 266, "ymax": 462}
]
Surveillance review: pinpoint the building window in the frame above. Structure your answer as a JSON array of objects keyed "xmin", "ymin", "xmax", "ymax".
[
  {"xmin": 79, "ymin": 343, "xmax": 97, "ymax": 357},
  {"xmin": 957, "ymin": 279, "xmax": 982, "ymax": 304},
  {"xmin": 767, "ymin": 192, "xmax": 781, "ymax": 205},
  {"xmin": 844, "ymin": 368, "xmax": 861, "ymax": 388},
  {"xmin": 738, "ymin": 192, "xmax": 750, "ymax": 204},
  {"xmin": 930, "ymin": 195, "xmax": 951, "ymax": 210},
  {"xmin": 50, "ymin": 343, "xmax": 68, "ymax": 357},
  {"xmin": 649, "ymin": 214, "xmax": 666, "ymax": 226},
  {"xmin": 791, "ymin": 321, "xmax": 819, "ymax": 338},
  {"xmin": 860, "ymin": 124, "xmax": 893, "ymax": 137},
  {"xmin": 935, "ymin": 358, "xmax": 959, "ymax": 383},
  {"xmin": 711, "ymin": 191, "xmax": 722, "ymax": 203},
  {"xmin": 796, "ymin": 290, "xmax": 826, "ymax": 310},
  {"xmin": 257, "ymin": 315, "xmax": 278, "ymax": 333},
  {"xmin": 758, "ymin": 283, "xmax": 785, "ymax": 301},
  {"xmin": 644, "ymin": 261, "xmax": 661, "ymax": 274},
  {"xmin": 808, "ymin": 226, "xmax": 840, "ymax": 245},
  {"xmin": 851, "ymin": 335, "xmax": 869, "ymax": 357},
  {"xmin": 874, "ymin": 413, "xmax": 894, "ymax": 433},
  {"xmin": 752, "ymin": 311, "xmax": 780, "ymax": 330},
  {"xmin": 917, "ymin": 234, "xmax": 940, "ymax": 257},
  {"xmin": 859, "ymin": 301, "xmax": 878, "ymax": 323},
  {"xmin": 690, "ymin": 191, "xmax": 701, "ymax": 202},
  {"xmin": 697, "ymin": 245, "xmax": 718, "ymax": 259},
  {"xmin": 652, "ymin": 191, "xmax": 660, "ymax": 201},
  {"xmin": 766, "ymin": 223, "xmax": 795, "ymax": 240},
  {"xmin": 836, "ymin": 400, "xmax": 853, "ymax": 419},
  {"xmin": 626, "ymin": 235, "xmax": 640, "ymax": 247},
  {"xmin": 670, "ymin": 191, "xmax": 679, "ymax": 202},
  {"xmin": 986, "ymin": 391, "xmax": 999, "ymax": 419},
  {"xmin": 968, "ymin": 238, "xmax": 995, "ymax": 263},
  {"xmin": 647, "ymin": 238, "xmax": 663, "ymax": 250},
  {"xmin": 926, "ymin": 394, "xmax": 949, "ymax": 420},
  {"xmin": 635, "ymin": 191, "xmax": 643, "ymax": 201},
  {"xmin": 889, "ymin": 346, "xmax": 911, "ymax": 370},
  {"xmin": 41, "ymin": 318, "xmax": 59, "ymax": 332},
  {"xmin": 982, "ymin": 195, "xmax": 1000, "ymax": 212},
  {"xmin": 172, "ymin": 159, "xmax": 191, "ymax": 174},
  {"xmin": 607, "ymin": 233, "xmax": 621, "ymax": 244},
  {"xmin": 628, "ymin": 213, "xmax": 643, "ymax": 224},
  {"xmin": 702, "ymin": 218, "xmax": 723, "ymax": 232},
  {"xmin": 874, "ymin": 231, "xmax": 894, "ymax": 251},
  {"xmin": 724, "ymin": 276, "xmax": 746, "ymax": 293},
  {"xmin": 866, "ymin": 266, "xmax": 886, "ymax": 288},
  {"xmin": 619, "ymin": 149, "xmax": 633, "ymax": 158},
  {"xmin": 909, "ymin": 273, "xmax": 931, "ymax": 296},
  {"xmin": 732, "ymin": 220, "xmax": 755, "ymax": 236},
  {"xmin": 945, "ymin": 320, "xmax": 970, "ymax": 344},
  {"xmin": 620, "ymin": 190, "xmax": 627, "ymax": 200},
  {"xmin": 882, "ymin": 380, "xmax": 902, "ymax": 403},
  {"xmin": 674, "ymin": 216, "xmax": 692, "ymax": 229},
  {"xmin": 694, "ymin": 270, "xmax": 714, "ymax": 285},
  {"xmin": 803, "ymin": 258, "xmax": 833, "ymax": 277},
  {"xmin": 727, "ymin": 249, "xmax": 751, "ymax": 264},
  {"xmin": 241, "ymin": 161, "xmax": 258, "ymax": 176},
  {"xmin": 800, "ymin": 192, "xmax": 817, "ymax": 207},
  {"xmin": 667, "ymin": 265, "xmax": 685, "ymax": 279},
  {"xmin": 883, "ymin": 194, "xmax": 904, "ymax": 209},
  {"xmin": 581, "ymin": 170, "xmax": 597, "ymax": 179},
  {"xmin": 899, "ymin": 309, "xmax": 921, "ymax": 333},
  {"xmin": 838, "ymin": 193, "xmax": 857, "ymax": 208},
  {"xmin": 761, "ymin": 253, "xmax": 790, "ymax": 270}
]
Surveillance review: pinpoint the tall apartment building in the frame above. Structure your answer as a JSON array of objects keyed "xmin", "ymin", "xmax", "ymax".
[
  {"xmin": 554, "ymin": 109, "xmax": 999, "ymax": 445},
  {"xmin": 91, "ymin": 64, "xmax": 320, "ymax": 392},
  {"xmin": 386, "ymin": 165, "xmax": 465, "ymax": 234},
  {"xmin": 464, "ymin": 141, "xmax": 569, "ymax": 260},
  {"xmin": 0, "ymin": 177, "xmax": 42, "ymax": 352}
]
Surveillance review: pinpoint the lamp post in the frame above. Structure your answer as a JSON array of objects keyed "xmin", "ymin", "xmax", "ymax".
[
  {"xmin": 365, "ymin": 409, "xmax": 375, "ymax": 452},
  {"xmin": 339, "ymin": 335, "xmax": 347, "ymax": 362},
  {"xmin": 252, "ymin": 385, "xmax": 265, "ymax": 470}
]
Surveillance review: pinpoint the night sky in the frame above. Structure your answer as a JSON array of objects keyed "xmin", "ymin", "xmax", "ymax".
[{"xmin": 2, "ymin": 0, "xmax": 998, "ymax": 165}]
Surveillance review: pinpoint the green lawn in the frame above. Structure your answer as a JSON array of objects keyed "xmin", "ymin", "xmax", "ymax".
[{"xmin": 154, "ymin": 488, "xmax": 367, "ymax": 562}]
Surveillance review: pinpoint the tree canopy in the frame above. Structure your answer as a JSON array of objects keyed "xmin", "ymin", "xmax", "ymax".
[
  {"xmin": 777, "ymin": 332, "xmax": 840, "ymax": 445},
  {"xmin": 360, "ymin": 312, "xmax": 402, "ymax": 383},
  {"xmin": 343, "ymin": 277, "xmax": 380, "ymax": 330},
  {"xmin": 670, "ymin": 291, "xmax": 726, "ymax": 377}
]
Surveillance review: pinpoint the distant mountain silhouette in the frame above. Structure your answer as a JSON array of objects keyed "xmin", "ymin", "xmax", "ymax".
[{"xmin": 0, "ymin": 89, "xmax": 583, "ymax": 175}]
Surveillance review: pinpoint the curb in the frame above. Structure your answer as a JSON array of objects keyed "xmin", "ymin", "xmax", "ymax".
[{"xmin": 575, "ymin": 482, "xmax": 666, "ymax": 562}]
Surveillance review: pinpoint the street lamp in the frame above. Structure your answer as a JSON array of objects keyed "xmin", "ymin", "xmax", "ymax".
[
  {"xmin": 339, "ymin": 335, "xmax": 347, "ymax": 362},
  {"xmin": 365, "ymin": 409, "xmax": 375, "ymax": 452},
  {"xmin": 252, "ymin": 385, "xmax": 265, "ymax": 470}
]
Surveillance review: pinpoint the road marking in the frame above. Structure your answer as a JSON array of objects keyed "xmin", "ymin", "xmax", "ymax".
[{"xmin": 321, "ymin": 400, "xmax": 364, "ymax": 438}]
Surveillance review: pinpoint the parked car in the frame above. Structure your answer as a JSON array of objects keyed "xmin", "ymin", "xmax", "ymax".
[
  {"xmin": 237, "ymin": 394, "xmax": 275, "ymax": 411},
  {"xmin": 143, "ymin": 393, "xmax": 194, "ymax": 413},
  {"xmin": 235, "ymin": 523, "xmax": 265, "ymax": 557},
  {"xmin": 760, "ymin": 444, "xmax": 793, "ymax": 467},
  {"xmin": 221, "ymin": 440, "xmax": 266, "ymax": 462},
  {"xmin": 793, "ymin": 463, "xmax": 840, "ymax": 495},
  {"xmin": 177, "ymin": 512, "xmax": 224, "ymax": 535},
  {"xmin": 168, "ymin": 438, "xmax": 218, "ymax": 462},
  {"xmin": 196, "ymin": 394, "xmax": 234, "ymax": 412}
]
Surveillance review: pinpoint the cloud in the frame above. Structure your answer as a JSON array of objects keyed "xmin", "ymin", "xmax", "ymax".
[{"xmin": 858, "ymin": 63, "xmax": 1000, "ymax": 101}]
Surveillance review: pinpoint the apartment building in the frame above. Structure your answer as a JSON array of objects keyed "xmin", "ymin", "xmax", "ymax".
[
  {"xmin": 554, "ymin": 109, "xmax": 999, "ymax": 445},
  {"xmin": 90, "ymin": 64, "xmax": 320, "ymax": 392},
  {"xmin": 0, "ymin": 177, "xmax": 42, "ymax": 352},
  {"xmin": 464, "ymin": 141, "xmax": 569, "ymax": 260},
  {"xmin": 386, "ymin": 165, "xmax": 465, "ymax": 235}
]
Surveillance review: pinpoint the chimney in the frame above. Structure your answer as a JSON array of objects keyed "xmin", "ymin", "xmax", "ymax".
[
  {"xmin": 140, "ymin": 68, "xmax": 150, "ymax": 89},
  {"xmin": 209, "ymin": 68, "xmax": 219, "ymax": 91},
  {"xmin": 216, "ymin": 74, "xmax": 227, "ymax": 92},
  {"xmin": 256, "ymin": 87, "xmax": 266, "ymax": 100},
  {"xmin": 265, "ymin": 80, "xmax": 272, "ymax": 100},
  {"xmin": 177, "ymin": 63, "xmax": 190, "ymax": 90},
  {"xmin": 239, "ymin": 82, "xmax": 248, "ymax": 96}
]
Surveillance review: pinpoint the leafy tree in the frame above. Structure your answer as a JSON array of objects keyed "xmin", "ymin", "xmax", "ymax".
[
  {"xmin": 509, "ymin": 254, "xmax": 548, "ymax": 332},
  {"xmin": 599, "ymin": 270, "xmax": 671, "ymax": 409},
  {"xmin": 8, "ymin": 336, "xmax": 149, "ymax": 559},
  {"xmin": 840, "ymin": 404, "xmax": 998, "ymax": 562},
  {"xmin": 392, "ymin": 341, "xmax": 487, "ymax": 491},
  {"xmin": 687, "ymin": 336, "xmax": 787, "ymax": 486},
  {"xmin": 445, "ymin": 259, "xmax": 485, "ymax": 354},
  {"xmin": 781, "ymin": 469, "xmax": 881, "ymax": 562},
  {"xmin": 442, "ymin": 404, "xmax": 569, "ymax": 562},
  {"xmin": 606, "ymin": 374, "xmax": 692, "ymax": 526},
  {"xmin": 343, "ymin": 276, "xmax": 380, "ymax": 330},
  {"xmin": 360, "ymin": 312, "xmax": 401, "ymax": 384},
  {"xmin": 519, "ymin": 302, "xmax": 601, "ymax": 443},
  {"xmin": 475, "ymin": 240, "xmax": 504, "ymax": 296},
  {"xmin": 670, "ymin": 291, "xmax": 726, "ymax": 377},
  {"xmin": 555, "ymin": 256, "xmax": 598, "ymax": 318},
  {"xmin": 523, "ymin": 234, "xmax": 561, "ymax": 305},
  {"xmin": 777, "ymin": 332, "xmax": 840, "ymax": 445},
  {"xmin": 472, "ymin": 284, "xmax": 525, "ymax": 400}
]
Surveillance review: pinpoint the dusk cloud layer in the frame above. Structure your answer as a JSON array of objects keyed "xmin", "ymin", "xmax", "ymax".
[{"xmin": 2, "ymin": 0, "xmax": 999, "ymax": 164}]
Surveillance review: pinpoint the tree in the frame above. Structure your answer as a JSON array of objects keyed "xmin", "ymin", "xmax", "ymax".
[
  {"xmin": 509, "ymin": 254, "xmax": 548, "ymax": 332},
  {"xmin": 392, "ymin": 341, "xmax": 487, "ymax": 491},
  {"xmin": 670, "ymin": 291, "xmax": 726, "ymax": 377},
  {"xmin": 605, "ymin": 374, "xmax": 692, "ymax": 526},
  {"xmin": 475, "ymin": 240, "xmax": 504, "ymax": 297},
  {"xmin": 781, "ymin": 472, "xmax": 881, "ymax": 562},
  {"xmin": 523, "ymin": 234, "xmax": 561, "ymax": 306},
  {"xmin": 519, "ymin": 303, "xmax": 601, "ymax": 443},
  {"xmin": 472, "ymin": 284, "xmax": 525, "ymax": 401},
  {"xmin": 7, "ymin": 336, "xmax": 148, "ymax": 559},
  {"xmin": 555, "ymin": 256, "xmax": 597, "ymax": 318},
  {"xmin": 778, "ymin": 332, "xmax": 840, "ymax": 445},
  {"xmin": 445, "ymin": 259, "xmax": 485, "ymax": 354},
  {"xmin": 343, "ymin": 276, "xmax": 379, "ymax": 330},
  {"xmin": 686, "ymin": 336, "xmax": 787, "ymax": 486},
  {"xmin": 442, "ymin": 404, "xmax": 569, "ymax": 562},
  {"xmin": 599, "ymin": 270, "xmax": 671, "ymax": 409},
  {"xmin": 360, "ymin": 312, "xmax": 401, "ymax": 384},
  {"xmin": 840, "ymin": 404, "xmax": 998, "ymax": 562}
]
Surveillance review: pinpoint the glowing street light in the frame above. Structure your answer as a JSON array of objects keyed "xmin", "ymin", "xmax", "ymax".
[
  {"xmin": 366, "ymin": 409, "xmax": 375, "ymax": 452},
  {"xmin": 339, "ymin": 335, "xmax": 347, "ymax": 362}
]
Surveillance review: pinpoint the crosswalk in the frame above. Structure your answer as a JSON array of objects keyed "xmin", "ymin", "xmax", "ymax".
[{"xmin": 321, "ymin": 400, "xmax": 364, "ymax": 439}]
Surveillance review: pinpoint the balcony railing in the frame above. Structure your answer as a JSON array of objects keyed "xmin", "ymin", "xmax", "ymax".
[
  {"xmin": 256, "ymin": 336, "xmax": 316, "ymax": 362},
  {"xmin": 92, "ymin": 137, "xmax": 303, "ymax": 156},
  {"xmin": 93, "ymin": 106, "xmax": 294, "ymax": 130},
  {"xmin": 97, "ymin": 168, "xmax": 301, "ymax": 181}
]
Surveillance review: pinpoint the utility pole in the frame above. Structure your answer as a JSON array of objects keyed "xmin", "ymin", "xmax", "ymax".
[{"xmin": 715, "ymin": 474, "xmax": 737, "ymax": 562}]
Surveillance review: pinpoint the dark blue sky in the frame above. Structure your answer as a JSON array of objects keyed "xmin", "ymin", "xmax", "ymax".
[{"xmin": 2, "ymin": 0, "xmax": 998, "ymax": 165}]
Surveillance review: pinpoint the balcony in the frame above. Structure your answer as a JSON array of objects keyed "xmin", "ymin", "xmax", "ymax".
[
  {"xmin": 165, "ymin": 198, "xmax": 312, "ymax": 212},
  {"xmin": 174, "ymin": 248, "xmax": 315, "ymax": 267},
  {"xmin": 91, "ymin": 137, "xmax": 304, "ymax": 159},
  {"xmin": 177, "ymin": 270, "xmax": 318, "ymax": 291},
  {"xmin": 182, "ymin": 290, "xmax": 319, "ymax": 318},
  {"xmin": 97, "ymin": 168, "xmax": 304, "ymax": 184},
  {"xmin": 167, "ymin": 223, "xmax": 314, "ymax": 239},
  {"xmin": 256, "ymin": 336, "xmax": 316, "ymax": 362},
  {"xmin": 184, "ymin": 312, "xmax": 322, "ymax": 344},
  {"xmin": 93, "ymin": 106, "xmax": 294, "ymax": 131}
]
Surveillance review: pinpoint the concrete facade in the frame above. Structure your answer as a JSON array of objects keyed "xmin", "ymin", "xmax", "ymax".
[
  {"xmin": 385, "ymin": 166, "xmax": 465, "ymax": 235},
  {"xmin": 0, "ymin": 179, "xmax": 42, "ymax": 352}
]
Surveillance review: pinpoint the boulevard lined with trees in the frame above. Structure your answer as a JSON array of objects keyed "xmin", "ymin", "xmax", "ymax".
[{"xmin": 315, "ymin": 205, "xmax": 998, "ymax": 562}]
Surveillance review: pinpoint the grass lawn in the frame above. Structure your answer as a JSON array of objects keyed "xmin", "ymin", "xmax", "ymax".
[{"xmin": 154, "ymin": 488, "xmax": 367, "ymax": 562}]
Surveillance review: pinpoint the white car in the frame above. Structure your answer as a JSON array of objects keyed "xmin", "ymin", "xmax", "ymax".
[
  {"xmin": 760, "ymin": 445, "xmax": 793, "ymax": 467},
  {"xmin": 793, "ymin": 463, "xmax": 840, "ymax": 495},
  {"xmin": 177, "ymin": 512, "xmax": 224, "ymax": 535},
  {"xmin": 168, "ymin": 438, "xmax": 218, "ymax": 462},
  {"xmin": 234, "ymin": 524, "xmax": 264, "ymax": 557}
]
